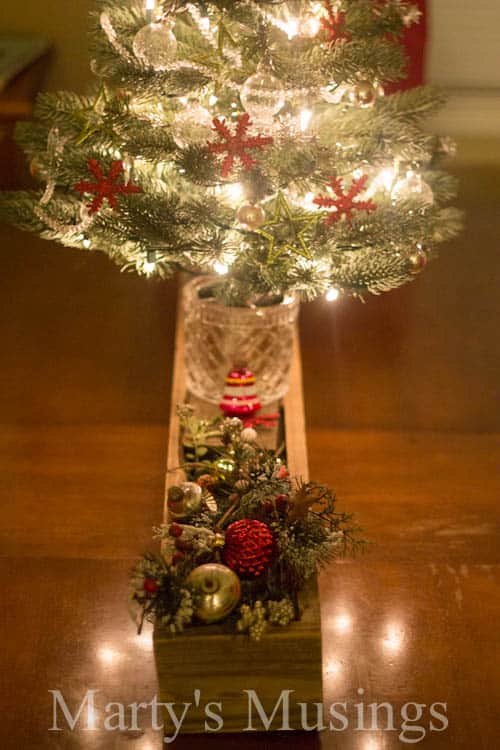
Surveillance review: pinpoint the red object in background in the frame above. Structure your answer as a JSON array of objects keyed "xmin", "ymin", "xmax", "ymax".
[
  {"xmin": 387, "ymin": 0, "xmax": 427, "ymax": 93},
  {"xmin": 219, "ymin": 367, "xmax": 262, "ymax": 418}
]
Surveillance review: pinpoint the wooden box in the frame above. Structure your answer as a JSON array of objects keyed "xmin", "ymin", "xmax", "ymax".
[{"xmin": 154, "ymin": 286, "xmax": 323, "ymax": 734}]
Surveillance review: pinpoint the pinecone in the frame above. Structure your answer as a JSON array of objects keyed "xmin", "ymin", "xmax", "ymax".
[{"xmin": 223, "ymin": 519, "xmax": 274, "ymax": 578}]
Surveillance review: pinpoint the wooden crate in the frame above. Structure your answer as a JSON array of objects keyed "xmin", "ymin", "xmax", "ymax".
[{"xmin": 154, "ymin": 284, "xmax": 322, "ymax": 734}]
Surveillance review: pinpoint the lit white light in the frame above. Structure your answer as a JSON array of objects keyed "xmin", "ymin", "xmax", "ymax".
[
  {"xmin": 326, "ymin": 659, "xmax": 342, "ymax": 678},
  {"xmin": 332, "ymin": 613, "xmax": 352, "ymax": 633},
  {"xmin": 134, "ymin": 630, "xmax": 154, "ymax": 652},
  {"xmin": 352, "ymin": 167, "xmax": 364, "ymax": 180},
  {"xmin": 87, "ymin": 703, "xmax": 99, "ymax": 731},
  {"xmin": 144, "ymin": 261, "xmax": 156, "ymax": 276},
  {"xmin": 382, "ymin": 623, "xmax": 405, "ymax": 653},
  {"xmin": 378, "ymin": 167, "xmax": 397, "ymax": 191},
  {"xmin": 222, "ymin": 182, "xmax": 244, "ymax": 206},
  {"xmin": 98, "ymin": 646, "xmax": 121, "ymax": 665},
  {"xmin": 198, "ymin": 17, "xmax": 210, "ymax": 33},
  {"xmin": 214, "ymin": 261, "xmax": 229, "ymax": 276},
  {"xmin": 326, "ymin": 287, "xmax": 340, "ymax": 302},
  {"xmin": 209, "ymin": 95, "xmax": 218, "ymax": 107},
  {"xmin": 82, "ymin": 238, "xmax": 91, "ymax": 249},
  {"xmin": 283, "ymin": 295, "xmax": 295, "ymax": 305},
  {"xmin": 299, "ymin": 108, "xmax": 313, "ymax": 132},
  {"xmin": 283, "ymin": 17, "xmax": 299, "ymax": 39},
  {"xmin": 301, "ymin": 191, "xmax": 318, "ymax": 211},
  {"xmin": 300, "ymin": 15, "xmax": 321, "ymax": 37}
]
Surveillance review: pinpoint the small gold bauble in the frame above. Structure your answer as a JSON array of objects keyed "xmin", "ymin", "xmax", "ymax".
[
  {"xmin": 186, "ymin": 563, "xmax": 241, "ymax": 623},
  {"xmin": 349, "ymin": 80, "xmax": 378, "ymax": 108},
  {"xmin": 237, "ymin": 203, "xmax": 266, "ymax": 230},
  {"xmin": 408, "ymin": 249, "xmax": 428, "ymax": 273}
]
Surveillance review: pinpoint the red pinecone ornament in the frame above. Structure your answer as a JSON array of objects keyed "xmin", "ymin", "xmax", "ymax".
[{"xmin": 223, "ymin": 519, "xmax": 274, "ymax": 578}]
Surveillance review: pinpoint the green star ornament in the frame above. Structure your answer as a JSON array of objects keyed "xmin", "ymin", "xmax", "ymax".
[{"xmin": 257, "ymin": 192, "xmax": 316, "ymax": 262}]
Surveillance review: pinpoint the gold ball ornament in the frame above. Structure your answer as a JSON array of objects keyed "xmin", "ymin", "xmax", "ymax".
[
  {"xmin": 167, "ymin": 482, "xmax": 203, "ymax": 520},
  {"xmin": 186, "ymin": 563, "xmax": 241, "ymax": 623},
  {"xmin": 408, "ymin": 248, "xmax": 428, "ymax": 273},
  {"xmin": 237, "ymin": 203, "xmax": 266, "ymax": 230},
  {"xmin": 349, "ymin": 80, "xmax": 379, "ymax": 108}
]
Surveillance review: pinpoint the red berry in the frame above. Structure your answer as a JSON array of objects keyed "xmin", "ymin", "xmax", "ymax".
[
  {"xmin": 144, "ymin": 578, "xmax": 159, "ymax": 595},
  {"xmin": 169, "ymin": 523, "xmax": 184, "ymax": 538},
  {"xmin": 172, "ymin": 552, "xmax": 186, "ymax": 565}
]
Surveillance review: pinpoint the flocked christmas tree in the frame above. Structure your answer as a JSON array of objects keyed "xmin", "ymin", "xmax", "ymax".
[{"xmin": 0, "ymin": 0, "xmax": 461, "ymax": 304}]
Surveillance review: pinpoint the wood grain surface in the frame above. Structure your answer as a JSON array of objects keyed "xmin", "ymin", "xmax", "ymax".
[{"xmin": 0, "ymin": 148, "xmax": 498, "ymax": 748}]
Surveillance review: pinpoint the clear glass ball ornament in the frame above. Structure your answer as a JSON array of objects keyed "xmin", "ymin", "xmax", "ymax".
[
  {"xmin": 392, "ymin": 171, "xmax": 434, "ymax": 207},
  {"xmin": 172, "ymin": 103, "xmax": 213, "ymax": 148},
  {"xmin": 133, "ymin": 21, "xmax": 178, "ymax": 71},
  {"xmin": 240, "ymin": 69, "xmax": 285, "ymax": 122}
]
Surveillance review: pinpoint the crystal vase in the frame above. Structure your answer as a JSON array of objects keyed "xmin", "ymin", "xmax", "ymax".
[{"xmin": 183, "ymin": 277, "xmax": 300, "ymax": 406}]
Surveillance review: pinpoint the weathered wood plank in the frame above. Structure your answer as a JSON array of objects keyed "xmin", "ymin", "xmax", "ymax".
[
  {"xmin": 156, "ymin": 282, "xmax": 322, "ymax": 734},
  {"xmin": 153, "ymin": 579, "xmax": 321, "ymax": 733},
  {"xmin": 284, "ymin": 329, "xmax": 309, "ymax": 482}
]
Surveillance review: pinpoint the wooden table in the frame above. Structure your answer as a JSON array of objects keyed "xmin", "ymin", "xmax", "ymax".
[
  {"xmin": 0, "ymin": 424, "xmax": 497, "ymax": 748},
  {"xmin": 0, "ymin": 150, "xmax": 498, "ymax": 747}
]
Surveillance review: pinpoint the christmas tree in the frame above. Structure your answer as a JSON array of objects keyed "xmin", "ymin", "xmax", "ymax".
[{"xmin": 0, "ymin": 0, "xmax": 461, "ymax": 304}]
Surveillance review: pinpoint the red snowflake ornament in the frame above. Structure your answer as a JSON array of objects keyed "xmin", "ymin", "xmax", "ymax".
[
  {"xmin": 321, "ymin": 2, "xmax": 350, "ymax": 44},
  {"xmin": 222, "ymin": 519, "xmax": 274, "ymax": 578},
  {"xmin": 74, "ymin": 159, "xmax": 142, "ymax": 215},
  {"xmin": 314, "ymin": 175, "xmax": 376, "ymax": 225},
  {"xmin": 207, "ymin": 114, "xmax": 273, "ymax": 178}
]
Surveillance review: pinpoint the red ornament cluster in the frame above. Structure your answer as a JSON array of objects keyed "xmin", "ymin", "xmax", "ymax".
[
  {"xmin": 208, "ymin": 114, "xmax": 273, "ymax": 178},
  {"xmin": 314, "ymin": 175, "xmax": 377, "ymax": 225},
  {"xmin": 223, "ymin": 519, "xmax": 274, "ymax": 578},
  {"xmin": 74, "ymin": 159, "xmax": 142, "ymax": 215}
]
